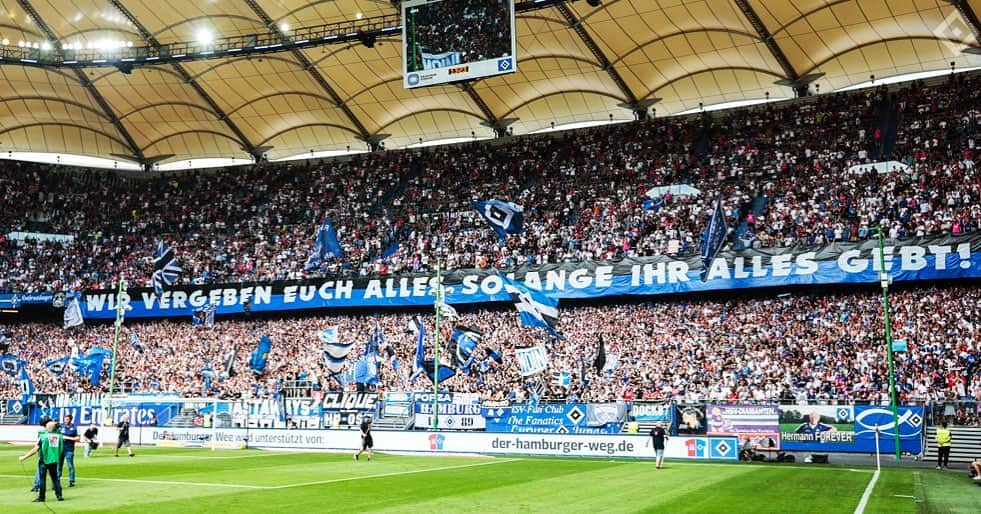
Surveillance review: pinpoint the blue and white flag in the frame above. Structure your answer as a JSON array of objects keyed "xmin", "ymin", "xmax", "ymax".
[
  {"xmin": 408, "ymin": 316, "xmax": 426, "ymax": 381},
  {"xmin": 354, "ymin": 352, "xmax": 379, "ymax": 386},
  {"xmin": 152, "ymin": 241, "xmax": 182, "ymax": 295},
  {"xmin": 515, "ymin": 346, "xmax": 549, "ymax": 376},
  {"xmin": 436, "ymin": 299, "xmax": 458, "ymax": 319},
  {"xmin": 500, "ymin": 274, "xmax": 563, "ymax": 338},
  {"xmin": 193, "ymin": 303, "xmax": 217, "ymax": 327},
  {"xmin": 381, "ymin": 234, "xmax": 400, "ymax": 259},
  {"xmin": 1, "ymin": 353, "xmax": 24, "ymax": 376},
  {"xmin": 303, "ymin": 217, "xmax": 343, "ymax": 272},
  {"xmin": 552, "ymin": 370, "xmax": 572, "ymax": 386},
  {"xmin": 18, "ymin": 366, "xmax": 35, "ymax": 404},
  {"xmin": 486, "ymin": 347, "xmax": 503, "ymax": 365},
  {"xmin": 130, "ymin": 330, "xmax": 145, "ymax": 353},
  {"xmin": 319, "ymin": 326, "xmax": 339, "ymax": 345},
  {"xmin": 451, "ymin": 326, "xmax": 482, "ymax": 373},
  {"xmin": 700, "ymin": 195, "xmax": 728, "ymax": 281},
  {"xmin": 200, "ymin": 363, "xmax": 217, "ymax": 390},
  {"xmin": 473, "ymin": 200, "xmax": 524, "ymax": 239},
  {"xmin": 44, "ymin": 356, "xmax": 70, "ymax": 376},
  {"xmin": 419, "ymin": 359, "xmax": 456, "ymax": 384},
  {"xmin": 72, "ymin": 348, "xmax": 109, "ymax": 386},
  {"xmin": 63, "ymin": 296, "xmax": 83, "ymax": 329},
  {"xmin": 250, "ymin": 335, "xmax": 272, "ymax": 373}
]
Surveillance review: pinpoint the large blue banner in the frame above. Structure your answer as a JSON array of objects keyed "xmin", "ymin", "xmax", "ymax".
[
  {"xmin": 482, "ymin": 404, "xmax": 622, "ymax": 434},
  {"xmin": 779, "ymin": 405, "xmax": 923, "ymax": 453},
  {"xmin": 29, "ymin": 403, "xmax": 179, "ymax": 427},
  {"xmin": 64, "ymin": 234, "xmax": 981, "ymax": 319}
]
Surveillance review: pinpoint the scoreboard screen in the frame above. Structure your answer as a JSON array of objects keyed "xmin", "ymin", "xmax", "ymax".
[{"xmin": 403, "ymin": 0, "xmax": 517, "ymax": 89}]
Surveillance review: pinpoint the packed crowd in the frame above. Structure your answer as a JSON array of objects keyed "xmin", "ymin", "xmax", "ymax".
[
  {"xmin": 1, "ymin": 284, "xmax": 978, "ymax": 408},
  {"xmin": 406, "ymin": 0, "xmax": 512, "ymax": 72},
  {"xmin": 1, "ymin": 73, "xmax": 980, "ymax": 294}
]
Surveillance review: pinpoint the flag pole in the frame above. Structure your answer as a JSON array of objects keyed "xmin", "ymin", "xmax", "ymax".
[
  {"xmin": 873, "ymin": 226, "xmax": 901, "ymax": 460},
  {"xmin": 106, "ymin": 279, "xmax": 125, "ymax": 421},
  {"xmin": 433, "ymin": 259, "xmax": 442, "ymax": 431}
]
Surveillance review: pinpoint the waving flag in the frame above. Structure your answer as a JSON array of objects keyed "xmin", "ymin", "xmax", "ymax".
[
  {"xmin": 319, "ymin": 326, "xmax": 339, "ymax": 345},
  {"xmin": 303, "ymin": 217, "xmax": 343, "ymax": 271},
  {"xmin": 354, "ymin": 353, "xmax": 379, "ymax": 386},
  {"xmin": 700, "ymin": 195, "xmax": 729, "ymax": 281},
  {"xmin": 200, "ymin": 363, "xmax": 217, "ymax": 390},
  {"xmin": 1, "ymin": 353, "xmax": 24, "ymax": 376},
  {"xmin": 193, "ymin": 303, "xmax": 217, "ymax": 327},
  {"xmin": 45, "ymin": 356, "xmax": 70, "ymax": 376},
  {"xmin": 130, "ymin": 330, "xmax": 145, "ymax": 353},
  {"xmin": 408, "ymin": 316, "xmax": 426, "ymax": 382},
  {"xmin": 473, "ymin": 200, "xmax": 524, "ymax": 239},
  {"xmin": 451, "ymin": 326, "xmax": 482, "ymax": 373},
  {"xmin": 436, "ymin": 299, "xmax": 459, "ymax": 319},
  {"xmin": 500, "ymin": 274, "xmax": 562, "ymax": 339},
  {"xmin": 516, "ymin": 346, "xmax": 549, "ymax": 376},
  {"xmin": 63, "ymin": 296, "xmax": 83, "ymax": 329},
  {"xmin": 486, "ymin": 347, "xmax": 503, "ymax": 365},
  {"xmin": 18, "ymin": 366, "xmax": 35, "ymax": 403},
  {"xmin": 419, "ymin": 360, "xmax": 456, "ymax": 384},
  {"xmin": 72, "ymin": 347, "xmax": 109, "ymax": 386},
  {"xmin": 152, "ymin": 241, "xmax": 182, "ymax": 295},
  {"xmin": 594, "ymin": 336, "xmax": 606, "ymax": 372},
  {"xmin": 250, "ymin": 335, "xmax": 273, "ymax": 373}
]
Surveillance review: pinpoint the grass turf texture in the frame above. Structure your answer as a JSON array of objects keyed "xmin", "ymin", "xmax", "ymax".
[{"xmin": 0, "ymin": 446, "xmax": 979, "ymax": 513}]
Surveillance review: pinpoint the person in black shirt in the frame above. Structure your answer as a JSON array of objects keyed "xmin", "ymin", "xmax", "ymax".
[
  {"xmin": 82, "ymin": 424, "xmax": 99, "ymax": 458},
  {"xmin": 646, "ymin": 422, "xmax": 669, "ymax": 469},
  {"xmin": 354, "ymin": 417, "xmax": 373, "ymax": 461},
  {"xmin": 115, "ymin": 416, "xmax": 134, "ymax": 457}
]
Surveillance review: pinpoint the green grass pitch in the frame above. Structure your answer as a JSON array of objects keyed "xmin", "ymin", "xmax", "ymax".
[{"xmin": 0, "ymin": 446, "xmax": 979, "ymax": 513}]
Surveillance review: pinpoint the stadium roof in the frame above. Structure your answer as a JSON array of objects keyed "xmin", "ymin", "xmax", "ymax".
[{"xmin": 0, "ymin": 0, "xmax": 979, "ymax": 166}]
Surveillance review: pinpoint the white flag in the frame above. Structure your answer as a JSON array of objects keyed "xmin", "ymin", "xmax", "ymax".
[
  {"xmin": 436, "ymin": 299, "xmax": 459, "ymax": 319},
  {"xmin": 63, "ymin": 297, "xmax": 84, "ymax": 329}
]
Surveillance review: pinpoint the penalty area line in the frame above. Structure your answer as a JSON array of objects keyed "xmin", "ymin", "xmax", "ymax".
[
  {"xmin": 271, "ymin": 458, "xmax": 523, "ymax": 490},
  {"xmin": 854, "ymin": 468, "xmax": 880, "ymax": 514}
]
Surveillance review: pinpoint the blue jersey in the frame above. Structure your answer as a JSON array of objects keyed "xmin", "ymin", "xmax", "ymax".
[{"xmin": 61, "ymin": 423, "xmax": 79, "ymax": 452}]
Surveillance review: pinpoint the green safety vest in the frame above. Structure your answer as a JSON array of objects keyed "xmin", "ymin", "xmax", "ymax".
[
  {"xmin": 936, "ymin": 428, "xmax": 952, "ymax": 447},
  {"xmin": 39, "ymin": 431, "xmax": 63, "ymax": 465}
]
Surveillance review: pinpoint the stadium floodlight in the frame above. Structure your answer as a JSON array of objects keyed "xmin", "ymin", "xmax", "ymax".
[
  {"xmin": 196, "ymin": 28, "xmax": 214, "ymax": 46},
  {"xmin": 279, "ymin": 22, "xmax": 290, "ymax": 32}
]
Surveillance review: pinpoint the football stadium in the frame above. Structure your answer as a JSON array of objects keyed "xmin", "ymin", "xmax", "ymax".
[{"xmin": 0, "ymin": 0, "xmax": 980, "ymax": 512}]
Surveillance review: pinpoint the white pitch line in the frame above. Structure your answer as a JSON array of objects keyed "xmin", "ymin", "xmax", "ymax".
[
  {"xmin": 269, "ymin": 458, "xmax": 522, "ymax": 490},
  {"xmin": 0, "ymin": 458, "xmax": 521, "ymax": 491},
  {"xmin": 854, "ymin": 468, "xmax": 881, "ymax": 514},
  {"xmin": 0, "ymin": 474, "xmax": 268, "ymax": 490}
]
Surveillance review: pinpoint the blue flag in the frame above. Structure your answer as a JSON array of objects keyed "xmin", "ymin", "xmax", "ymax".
[
  {"xmin": 473, "ymin": 200, "xmax": 524, "ymax": 239},
  {"xmin": 354, "ymin": 352, "xmax": 379, "ymax": 386},
  {"xmin": 18, "ymin": 366, "xmax": 34, "ymax": 403},
  {"xmin": 1, "ymin": 353, "xmax": 24, "ymax": 376},
  {"xmin": 451, "ymin": 326, "xmax": 482, "ymax": 373},
  {"xmin": 420, "ymin": 359, "xmax": 456, "ymax": 384},
  {"xmin": 45, "ymin": 356, "xmax": 70, "ymax": 376},
  {"xmin": 250, "ymin": 335, "xmax": 273, "ymax": 373},
  {"xmin": 201, "ymin": 363, "xmax": 217, "ymax": 390},
  {"xmin": 193, "ymin": 303, "xmax": 217, "ymax": 326},
  {"xmin": 381, "ymin": 235, "xmax": 400, "ymax": 259},
  {"xmin": 72, "ymin": 348, "xmax": 109, "ymax": 386},
  {"xmin": 303, "ymin": 217, "xmax": 343, "ymax": 271},
  {"xmin": 500, "ymin": 274, "xmax": 563, "ymax": 339},
  {"xmin": 152, "ymin": 241, "xmax": 182, "ymax": 295},
  {"xmin": 700, "ymin": 195, "xmax": 729, "ymax": 281},
  {"xmin": 408, "ymin": 316, "xmax": 425, "ymax": 380},
  {"xmin": 130, "ymin": 331, "xmax": 145, "ymax": 353}
]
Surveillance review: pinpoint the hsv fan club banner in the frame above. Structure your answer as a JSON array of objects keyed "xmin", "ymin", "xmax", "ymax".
[{"xmin": 58, "ymin": 234, "xmax": 981, "ymax": 319}]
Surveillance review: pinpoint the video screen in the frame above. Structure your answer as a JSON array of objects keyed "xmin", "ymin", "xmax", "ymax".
[{"xmin": 403, "ymin": 0, "xmax": 516, "ymax": 88}]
